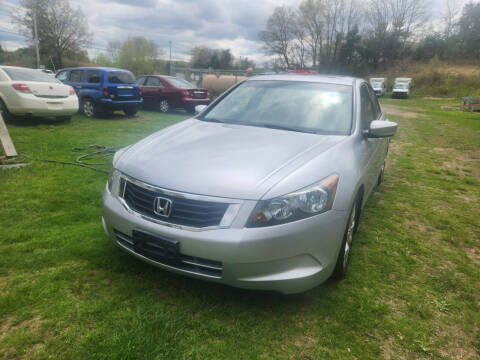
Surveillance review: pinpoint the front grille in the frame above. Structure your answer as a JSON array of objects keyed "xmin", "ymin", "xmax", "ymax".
[
  {"xmin": 122, "ymin": 179, "xmax": 229, "ymax": 228},
  {"xmin": 114, "ymin": 230, "xmax": 223, "ymax": 277}
]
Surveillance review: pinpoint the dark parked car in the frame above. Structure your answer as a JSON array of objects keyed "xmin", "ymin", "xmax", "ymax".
[
  {"xmin": 136, "ymin": 75, "xmax": 210, "ymax": 113},
  {"xmin": 56, "ymin": 67, "xmax": 143, "ymax": 118}
]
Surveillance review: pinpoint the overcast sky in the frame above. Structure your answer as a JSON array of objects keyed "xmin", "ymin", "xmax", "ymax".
[{"xmin": 0, "ymin": 0, "xmax": 472, "ymax": 65}]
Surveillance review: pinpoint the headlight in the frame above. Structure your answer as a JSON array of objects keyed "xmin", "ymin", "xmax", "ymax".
[
  {"xmin": 248, "ymin": 174, "xmax": 339, "ymax": 227},
  {"xmin": 107, "ymin": 169, "xmax": 121, "ymax": 195}
]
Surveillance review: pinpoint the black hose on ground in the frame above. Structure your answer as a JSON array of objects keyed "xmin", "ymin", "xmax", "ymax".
[{"xmin": 12, "ymin": 145, "xmax": 125, "ymax": 174}]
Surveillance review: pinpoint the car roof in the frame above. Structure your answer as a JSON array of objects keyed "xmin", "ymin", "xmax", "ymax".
[
  {"xmin": 247, "ymin": 74, "xmax": 359, "ymax": 86},
  {"xmin": 137, "ymin": 74, "xmax": 176, "ymax": 79},
  {"xmin": 0, "ymin": 65, "xmax": 37, "ymax": 70},
  {"xmin": 57, "ymin": 67, "xmax": 131, "ymax": 72}
]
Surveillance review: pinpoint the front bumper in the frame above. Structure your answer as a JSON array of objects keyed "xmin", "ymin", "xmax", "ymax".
[
  {"xmin": 392, "ymin": 91, "xmax": 409, "ymax": 97},
  {"xmin": 102, "ymin": 188, "xmax": 348, "ymax": 294}
]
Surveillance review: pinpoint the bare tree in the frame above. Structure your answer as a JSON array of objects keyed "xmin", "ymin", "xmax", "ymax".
[
  {"xmin": 14, "ymin": 0, "xmax": 90, "ymax": 68},
  {"xmin": 298, "ymin": 0, "xmax": 324, "ymax": 67},
  {"xmin": 443, "ymin": 0, "xmax": 460, "ymax": 37},
  {"xmin": 259, "ymin": 6, "xmax": 298, "ymax": 68},
  {"xmin": 107, "ymin": 40, "xmax": 121, "ymax": 63}
]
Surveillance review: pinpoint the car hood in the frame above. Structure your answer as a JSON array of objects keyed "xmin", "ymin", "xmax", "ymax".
[{"xmin": 116, "ymin": 119, "xmax": 345, "ymax": 200}]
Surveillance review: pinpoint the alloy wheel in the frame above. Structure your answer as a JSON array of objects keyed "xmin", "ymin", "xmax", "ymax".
[
  {"xmin": 83, "ymin": 100, "xmax": 94, "ymax": 117},
  {"xmin": 159, "ymin": 100, "xmax": 169, "ymax": 113},
  {"xmin": 343, "ymin": 203, "xmax": 356, "ymax": 270}
]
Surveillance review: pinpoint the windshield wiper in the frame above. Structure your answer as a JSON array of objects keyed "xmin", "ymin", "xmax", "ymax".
[
  {"xmin": 199, "ymin": 117, "xmax": 225, "ymax": 124},
  {"xmin": 259, "ymin": 123, "xmax": 318, "ymax": 134}
]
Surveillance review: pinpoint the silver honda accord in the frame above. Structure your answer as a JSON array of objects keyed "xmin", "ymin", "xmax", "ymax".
[{"xmin": 102, "ymin": 74, "xmax": 397, "ymax": 294}]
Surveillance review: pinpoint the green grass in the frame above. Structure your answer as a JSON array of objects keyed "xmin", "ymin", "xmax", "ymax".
[{"xmin": 1, "ymin": 104, "xmax": 479, "ymax": 359}]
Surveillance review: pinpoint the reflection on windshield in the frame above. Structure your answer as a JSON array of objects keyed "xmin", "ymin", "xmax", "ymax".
[{"xmin": 199, "ymin": 81, "xmax": 353, "ymax": 135}]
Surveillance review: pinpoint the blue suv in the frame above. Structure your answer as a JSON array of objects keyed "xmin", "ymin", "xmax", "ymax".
[{"xmin": 56, "ymin": 67, "xmax": 143, "ymax": 117}]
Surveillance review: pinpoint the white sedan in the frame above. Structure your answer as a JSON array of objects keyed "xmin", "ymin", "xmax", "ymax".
[{"xmin": 0, "ymin": 65, "xmax": 78, "ymax": 122}]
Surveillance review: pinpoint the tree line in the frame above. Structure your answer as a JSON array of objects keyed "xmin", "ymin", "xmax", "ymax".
[
  {"xmin": 4, "ymin": 0, "xmax": 479, "ymax": 75},
  {"xmin": 260, "ymin": 0, "xmax": 480, "ymax": 75}
]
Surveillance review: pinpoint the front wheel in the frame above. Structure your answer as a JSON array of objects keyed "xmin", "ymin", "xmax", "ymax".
[
  {"xmin": 159, "ymin": 99, "xmax": 169, "ymax": 113},
  {"xmin": 332, "ymin": 198, "xmax": 359, "ymax": 279}
]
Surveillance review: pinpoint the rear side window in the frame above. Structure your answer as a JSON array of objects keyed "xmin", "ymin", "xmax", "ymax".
[
  {"xmin": 70, "ymin": 70, "xmax": 83, "ymax": 83},
  {"xmin": 108, "ymin": 71, "xmax": 135, "ymax": 84},
  {"xmin": 146, "ymin": 77, "xmax": 163, "ymax": 86},
  {"xmin": 86, "ymin": 70, "xmax": 101, "ymax": 83},
  {"xmin": 136, "ymin": 76, "xmax": 146, "ymax": 85},
  {"xmin": 56, "ymin": 71, "xmax": 68, "ymax": 81},
  {"xmin": 167, "ymin": 77, "xmax": 195, "ymax": 89},
  {"xmin": 3, "ymin": 67, "xmax": 61, "ymax": 83}
]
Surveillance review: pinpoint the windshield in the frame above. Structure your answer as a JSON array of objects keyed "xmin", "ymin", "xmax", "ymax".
[
  {"xmin": 199, "ymin": 80, "xmax": 353, "ymax": 135},
  {"xmin": 108, "ymin": 71, "xmax": 136, "ymax": 84},
  {"xmin": 167, "ymin": 77, "xmax": 196, "ymax": 89},
  {"xmin": 371, "ymin": 82, "xmax": 382, "ymax": 88},
  {"xmin": 394, "ymin": 84, "xmax": 407, "ymax": 89},
  {"xmin": 3, "ymin": 67, "xmax": 61, "ymax": 83}
]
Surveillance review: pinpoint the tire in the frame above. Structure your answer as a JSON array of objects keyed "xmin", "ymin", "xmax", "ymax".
[
  {"xmin": 377, "ymin": 161, "xmax": 386, "ymax": 186},
  {"xmin": 82, "ymin": 98, "xmax": 97, "ymax": 118},
  {"xmin": 124, "ymin": 108, "xmax": 138, "ymax": 117},
  {"xmin": 159, "ymin": 99, "xmax": 169, "ymax": 113},
  {"xmin": 0, "ymin": 99, "xmax": 18, "ymax": 124},
  {"xmin": 332, "ymin": 197, "xmax": 360, "ymax": 279}
]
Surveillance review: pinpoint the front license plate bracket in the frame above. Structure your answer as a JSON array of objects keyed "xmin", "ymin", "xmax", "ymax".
[{"xmin": 132, "ymin": 229, "xmax": 180, "ymax": 266}]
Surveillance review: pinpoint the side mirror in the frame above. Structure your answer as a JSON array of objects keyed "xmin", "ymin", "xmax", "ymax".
[
  {"xmin": 368, "ymin": 120, "xmax": 398, "ymax": 138},
  {"xmin": 195, "ymin": 105, "xmax": 207, "ymax": 115}
]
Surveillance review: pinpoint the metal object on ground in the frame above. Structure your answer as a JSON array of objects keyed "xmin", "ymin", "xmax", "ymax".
[{"xmin": 461, "ymin": 97, "xmax": 480, "ymax": 112}]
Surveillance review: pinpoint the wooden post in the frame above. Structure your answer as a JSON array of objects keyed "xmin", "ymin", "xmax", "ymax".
[{"xmin": 0, "ymin": 113, "xmax": 17, "ymax": 158}]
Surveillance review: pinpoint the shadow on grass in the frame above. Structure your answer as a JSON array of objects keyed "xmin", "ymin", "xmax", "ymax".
[{"xmin": 88, "ymin": 238, "xmax": 333, "ymax": 313}]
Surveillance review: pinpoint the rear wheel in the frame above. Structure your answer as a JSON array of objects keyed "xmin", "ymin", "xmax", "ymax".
[
  {"xmin": 0, "ymin": 99, "xmax": 18, "ymax": 124},
  {"xmin": 82, "ymin": 98, "xmax": 97, "ymax": 118},
  {"xmin": 332, "ymin": 198, "xmax": 359, "ymax": 279},
  {"xmin": 159, "ymin": 99, "xmax": 169, "ymax": 113},
  {"xmin": 124, "ymin": 108, "xmax": 138, "ymax": 117}
]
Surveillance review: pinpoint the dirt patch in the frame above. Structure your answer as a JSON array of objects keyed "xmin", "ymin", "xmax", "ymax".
[
  {"xmin": 437, "ymin": 324, "xmax": 480, "ymax": 359},
  {"xmin": 382, "ymin": 105, "xmax": 423, "ymax": 119},
  {"xmin": 0, "ymin": 315, "xmax": 43, "ymax": 341},
  {"xmin": 0, "ymin": 316, "xmax": 16, "ymax": 342},
  {"xmin": 432, "ymin": 147, "xmax": 480, "ymax": 180},
  {"xmin": 424, "ymin": 96, "xmax": 455, "ymax": 101},
  {"xmin": 464, "ymin": 247, "xmax": 480, "ymax": 266},
  {"xmin": 402, "ymin": 219, "xmax": 432, "ymax": 233},
  {"xmin": 381, "ymin": 337, "xmax": 410, "ymax": 360}
]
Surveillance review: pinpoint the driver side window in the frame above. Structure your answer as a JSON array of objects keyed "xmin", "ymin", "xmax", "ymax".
[{"xmin": 360, "ymin": 85, "xmax": 375, "ymax": 130}]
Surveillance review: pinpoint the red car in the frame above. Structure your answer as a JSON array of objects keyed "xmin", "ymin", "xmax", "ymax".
[{"xmin": 136, "ymin": 75, "xmax": 210, "ymax": 113}]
